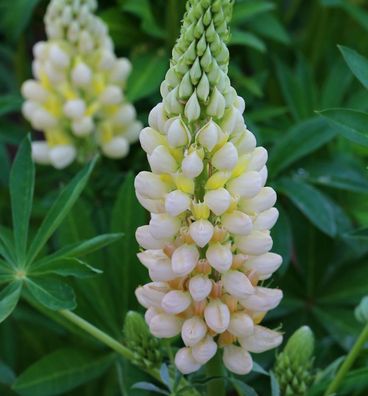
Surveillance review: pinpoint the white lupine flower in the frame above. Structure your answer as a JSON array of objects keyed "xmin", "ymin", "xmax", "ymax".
[
  {"xmin": 181, "ymin": 317, "xmax": 207, "ymax": 346},
  {"xmin": 150, "ymin": 314, "xmax": 183, "ymax": 338},
  {"xmin": 204, "ymin": 299, "xmax": 230, "ymax": 334},
  {"xmin": 161, "ymin": 290, "xmax": 192, "ymax": 314},
  {"xmin": 223, "ymin": 345, "xmax": 253, "ymax": 375},
  {"xmin": 191, "ymin": 335, "xmax": 217, "ymax": 364},
  {"xmin": 135, "ymin": 282, "xmax": 169, "ymax": 309},
  {"xmin": 21, "ymin": 0, "xmax": 139, "ymax": 168},
  {"xmin": 31, "ymin": 142, "xmax": 50, "ymax": 165},
  {"xmin": 135, "ymin": 0, "xmax": 283, "ymax": 375},
  {"xmin": 175, "ymin": 348, "xmax": 202, "ymax": 374}
]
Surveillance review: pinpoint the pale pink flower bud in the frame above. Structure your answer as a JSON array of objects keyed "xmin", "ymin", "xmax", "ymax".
[
  {"xmin": 144, "ymin": 306, "xmax": 162, "ymax": 326},
  {"xmin": 165, "ymin": 190, "xmax": 191, "ymax": 216},
  {"xmin": 149, "ymin": 213, "xmax": 181, "ymax": 239},
  {"xmin": 240, "ymin": 287, "xmax": 283, "ymax": 311},
  {"xmin": 161, "ymin": 290, "xmax": 192, "ymax": 314},
  {"xmin": 135, "ymin": 282, "xmax": 169, "ymax": 309},
  {"xmin": 172, "ymin": 244, "xmax": 199, "ymax": 276},
  {"xmin": 181, "ymin": 317, "xmax": 207, "ymax": 346},
  {"xmin": 239, "ymin": 325, "xmax": 283, "ymax": 353},
  {"xmin": 189, "ymin": 220, "xmax": 214, "ymax": 247},
  {"xmin": 206, "ymin": 243, "xmax": 232, "ymax": 273},
  {"xmin": 137, "ymin": 250, "xmax": 176, "ymax": 282},
  {"xmin": 253, "ymin": 207, "xmax": 279, "ymax": 230},
  {"xmin": 236, "ymin": 231, "xmax": 273, "ymax": 255},
  {"xmin": 212, "ymin": 142, "xmax": 238, "ymax": 170},
  {"xmin": 222, "ymin": 270, "xmax": 254, "ymax": 299},
  {"xmin": 135, "ymin": 171, "xmax": 170, "ymax": 200},
  {"xmin": 223, "ymin": 345, "xmax": 253, "ymax": 375},
  {"xmin": 175, "ymin": 348, "xmax": 202, "ymax": 374},
  {"xmin": 228, "ymin": 311, "xmax": 254, "ymax": 337},
  {"xmin": 204, "ymin": 188, "xmax": 231, "ymax": 216},
  {"xmin": 222, "ymin": 211, "xmax": 252, "ymax": 235},
  {"xmin": 182, "ymin": 151, "xmax": 204, "ymax": 178},
  {"xmin": 149, "ymin": 145, "xmax": 178, "ymax": 174},
  {"xmin": 191, "ymin": 335, "xmax": 217, "ymax": 364},
  {"xmin": 189, "ymin": 275, "xmax": 212, "ymax": 301},
  {"xmin": 243, "ymin": 253, "xmax": 282, "ymax": 280},
  {"xmin": 204, "ymin": 299, "xmax": 230, "ymax": 333},
  {"xmin": 150, "ymin": 313, "xmax": 183, "ymax": 338},
  {"xmin": 227, "ymin": 171, "xmax": 262, "ymax": 198}
]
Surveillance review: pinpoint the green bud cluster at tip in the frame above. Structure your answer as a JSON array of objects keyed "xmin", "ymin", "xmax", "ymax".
[
  {"xmin": 274, "ymin": 326, "xmax": 315, "ymax": 396},
  {"xmin": 123, "ymin": 311, "xmax": 162, "ymax": 369},
  {"xmin": 162, "ymin": 0, "xmax": 236, "ymax": 122}
]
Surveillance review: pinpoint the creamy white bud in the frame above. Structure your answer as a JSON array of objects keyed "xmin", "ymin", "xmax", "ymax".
[
  {"xmin": 165, "ymin": 190, "xmax": 191, "ymax": 216},
  {"xmin": 71, "ymin": 62, "xmax": 92, "ymax": 86},
  {"xmin": 149, "ymin": 145, "xmax": 178, "ymax": 174},
  {"xmin": 22, "ymin": 101, "xmax": 39, "ymax": 120},
  {"xmin": 243, "ymin": 253, "xmax": 282, "ymax": 280},
  {"xmin": 188, "ymin": 275, "xmax": 212, "ymax": 301},
  {"xmin": 145, "ymin": 306, "xmax": 162, "ymax": 326},
  {"xmin": 139, "ymin": 127, "xmax": 163, "ymax": 154},
  {"xmin": 207, "ymin": 87, "xmax": 225, "ymax": 118},
  {"xmin": 235, "ymin": 95, "xmax": 246, "ymax": 113},
  {"xmin": 136, "ymin": 225, "xmax": 168, "ymax": 249},
  {"xmin": 99, "ymin": 49, "xmax": 115, "ymax": 70},
  {"xmin": 148, "ymin": 103, "xmax": 167, "ymax": 132},
  {"xmin": 259, "ymin": 166, "xmax": 268, "ymax": 187},
  {"xmin": 110, "ymin": 58, "xmax": 132, "ymax": 82},
  {"xmin": 135, "ymin": 171, "xmax": 170, "ymax": 200},
  {"xmin": 32, "ymin": 108, "xmax": 57, "ymax": 130},
  {"xmin": 137, "ymin": 250, "xmax": 177, "ymax": 282},
  {"xmin": 113, "ymin": 104, "xmax": 136, "ymax": 126},
  {"xmin": 44, "ymin": 60, "xmax": 65, "ymax": 83},
  {"xmin": 239, "ymin": 187, "xmax": 277, "ymax": 214},
  {"xmin": 248, "ymin": 147, "xmax": 268, "ymax": 171},
  {"xmin": 219, "ymin": 107, "xmax": 242, "ymax": 135},
  {"xmin": 64, "ymin": 99, "xmax": 86, "ymax": 119},
  {"xmin": 49, "ymin": 145, "xmax": 76, "ymax": 169},
  {"xmin": 228, "ymin": 311, "xmax": 254, "ymax": 337},
  {"xmin": 100, "ymin": 85, "xmax": 123, "ymax": 105},
  {"xmin": 191, "ymin": 335, "xmax": 217, "ymax": 364},
  {"xmin": 136, "ymin": 192, "xmax": 165, "ymax": 214},
  {"xmin": 79, "ymin": 31, "xmax": 94, "ymax": 53},
  {"xmin": 240, "ymin": 287, "xmax": 283, "ymax": 311},
  {"xmin": 172, "ymin": 244, "xmax": 199, "ymax": 276},
  {"xmin": 233, "ymin": 129, "xmax": 256, "ymax": 155},
  {"xmin": 71, "ymin": 116, "xmax": 94, "ymax": 136},
  {"xmin": 223, "ymin": 345, "xmax": 253, "ymax": 375},
  {"xmin": 149, "ymin": 213, "xmax": 181, "ymax": 240},
  {"xmin": 167, "ymin": 118, "xmax": 190, "ymax": 147},
  {"xmin": 135, "ymin": 282, "xmax": 169, "ymax": 308},
  {"xmin": 21, "ymin": 80, "xmax": 48, "ymax": 102},
  {"xmin": 227, "ymin": 171, "xmax": 262, "ymax": 198},
  {"xmin": 182, "ymin": 316, "xmax": 207, "ymax": 347},
  {"xmin": 162, "ymin": 290, "xmax": 192, "ymax": 314},
  {"xmin": 222, "ymin": 270, "xmax": 254, "ymax": 298},
  {"xmin": 239, "ymin": 325, "xmax": 283, "ymax": 353},
  {"xmin": 253, "ymin": 207, "xmax": 279, "ymax": 230},
  {"xmin": 182, "ymin": 151, "xmax": 204, "ymax": 178},
  {"xmin": 49, "ymin": 44, "xmax": 70, "ymax": 68},
  {"xmin": 204, "ymin": 299, "xmax": 230, "ymax": 333},
  {"xmin": 189, "ymin": 220, "xmax": 214, "ymax": 248},
  {"xmin": 102, "ymin": 136, "xmax": 129, "ymax": 158},
  {"xmin": 212, "ymin": 142, "xmax": 238, "ymax": 170},
  {"xmin": 150, "ymin": 314, "xmax": 183, "ymax": 338},
  {"xmin": 175, "ymin": 348, "xmax": 202, "ymax": 374},
  {"xmin": 206, "ymin": 243, "xmax": 232, "ymax": 273},
  {"xmin": 31, "ymin": 141, "xmax": 50, "ymax": 165},
  {"xmin": 196, "ymin": 120, "xmax": 219, "ymax": 152},
  {"xmin": 222, "ymin": 211, "xmax": 252, "ymax": 235},
  {"xmin": 204, "ymin": 188, "xmax": 231, "ymax": 216},
  {"xmin": 236, "ymin": 231, "xmax": 273, "ymax": 255},
  {"xmin": 185, "ymin": 91, "xmax": 201, "ymax": 121},
  {"xmin": 33, "ymin": 41, "xmax": 47, "ymax": 60},
  {"xmin": 32, "ymin": 60, "xmax": 42, "ymax": 79}
]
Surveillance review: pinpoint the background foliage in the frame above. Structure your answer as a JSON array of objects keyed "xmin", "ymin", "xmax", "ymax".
[{"xmin": 0, "ymin": 0, "xmax": 368, "ymax": 395}]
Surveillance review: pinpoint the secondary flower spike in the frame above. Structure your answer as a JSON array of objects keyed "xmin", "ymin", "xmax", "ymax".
[
  {"xmin": 135, "ymin": 0, "xmax": 283, "ymax": 375},
  {"xmin": 21, "ymin": 0, "xmax": 141, "ymax": 169}
]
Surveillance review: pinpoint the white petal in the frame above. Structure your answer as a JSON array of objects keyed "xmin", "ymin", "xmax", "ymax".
[
  {"xmin": 204, "ymin": 299, "xmax": 230, "ymax": 333},
  {"xmin": 49, "ymin": 145, "xmax": 76, "ymax": 169},
  {"xmin": 222, "ymin": 211, "xmax": 252, "ymax": 235},
  {"xmin": 149, "ymin": 213, "xmax": 181, "ymax": 240},
  {"xmin": 189, "ymin": 220, "xmax": 214, "ymax": 248},
  {"xmin": 243, "ymin": 253, "xmax": 282, "ymax": 280},
  {"xmin": 239, "ymin": 187, "xmax": 277, "ymax": 214},
  {"xmin": 150, "ymin": 314, "xmax": 183, "ymax": 338},
  {"xmin": 236, "ymin": 231, "xmax": 273, "ymax": 255},
  {"xmin": 223, "ymin": 345, "xmax": 253, "ymax": 375},
  {"xmin": 222, "ymin": 270, "xmax": 254, "ymax": 298},
  {"xmin": 239, "ymin": 325, "xmax": 283, "ymax": 353},
  {"xmin": 191, "ymin": 335, "xmax": 217, "ymax": 364},
  {"xmin": 206, "ymin": 243, "xmax": 232, "ymax": 273},
  {"xmin": 171, "ymin": 244, "xmax": 199, "ymax": 276},
  {"xmin": 135, "ymin": 171, "xmax": 171, "ymax": 200},
  {"xmin": 188, "ymin": 275, "xmax": 212, "ymax": 301},
  {"xmin": 165, "ymin": 190, "xmax": 191, "ymax": 216},
  {"xmin": 136, "ymin": 226, "xmax": 167, "ymax": 249},
  {"xmin": 102, "ymin": 137, "xmax": 129, "ymax": 158},
  {"xmin": 175, "ymin": 348, "xmax": 202, "ymax": 374},
  {"xmin": 228, "ymin": 311, "xmax": 254, "ymax": 338},
  {"xmin": 161, "ymin": 291, "xmax": 192, "ymax": 314},
  {"xmin": 182, "ymin": 151, "xmax": 204, "ymax": 178},
  {"xmin": 149, "ymin": 145, "xmax": 178, "ymax": 174},
  {"xmin": 240, "ymin": 287, "xmax": 283, "ymax": 311},
  {"xmin": 181, "ymin": 317, "xmax": 207, "ymax": 346},
  {"xmin": 253, "ymin": 208, "xmax": 279, "ymax": 231},
  {"xmin": 227, "ymin": 171, "xmax": 262, "ymax": 198},
  {"xmin": 212, "ymin": 142, "xmax": 238, "ymax": 170},
  {"xmin": 204, "ymin": 188, "xmax": 231, "ymax": 216}
]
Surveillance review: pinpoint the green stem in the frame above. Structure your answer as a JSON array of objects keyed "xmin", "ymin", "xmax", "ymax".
[
  {"xmin": 59, "ymin": 309, "xmax": 162, "ymax": 382},
  {"xmin": 324, "ymin": 322, "xmax": 368, "ymax": 396},
  {"xmin": 205, "ymin": 351, "xmax": 226, "ymax": 396}
]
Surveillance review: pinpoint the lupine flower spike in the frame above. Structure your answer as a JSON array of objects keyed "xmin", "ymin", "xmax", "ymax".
[
  {"xmin": 21, "ymin": 0, "xmax": 141, "ymax": 169},
  {"xmin": 135, "ymin": 0, "xmax": 283, "ymax": 375}
]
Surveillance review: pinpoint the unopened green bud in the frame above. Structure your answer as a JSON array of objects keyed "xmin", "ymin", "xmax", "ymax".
[
  {"xmin": 185, "ymin": 91, "xmax": 201, "ymax": 121},
  {"xmin": 284, "ymin": 326, "xmax": 314, "ymax": 366}
]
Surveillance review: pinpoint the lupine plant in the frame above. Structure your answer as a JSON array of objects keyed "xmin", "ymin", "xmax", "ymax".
[{"xmin": 0, "ymin": 0, "xmax": 368, "ymax": 395}]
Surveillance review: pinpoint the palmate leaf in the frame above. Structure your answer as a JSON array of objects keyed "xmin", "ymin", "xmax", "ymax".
[
  {"xmin": 26, "ymin": 157, "xmax": 97, "ymax": 265},
  {"xmin": 12, "ymin": 348, "xmax": 115, "ymax": 396},
  {"xmin": 25, "ymin": 277, "xmax": 76, "ymax": 311},
  {"xmin": 0, "ymin": 282, "xmax": 22, "ymax": 323},
  {"xmin": 319, "ymin": 108, "xmax": 368, "ymax": 147},
  {"xmin": 10, "ymin": 135, "xmax": 35, "ymax": 263}
]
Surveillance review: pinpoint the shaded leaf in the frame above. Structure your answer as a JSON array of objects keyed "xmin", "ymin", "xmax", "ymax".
[
  {"xmin": 0, "ymin": 94, "xmax": 22, "ymax": 117},
  {"xmin": 30, "ymin": 258, "xmax": 102, "ymax": 278},
  {"xmin": 0, "ymin": 282, "xmax": 22, "ymax": 323},
  {"xmin": 232, "ymin": 1, "xmax": 275, "ymax": 25},
  {"xmin": 230, "ymin": 30, "xmax": 266, "ymax": 52},
  {"xmin": 132, "ymin": 382, "xmax": 169, "ymax": 395}
]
